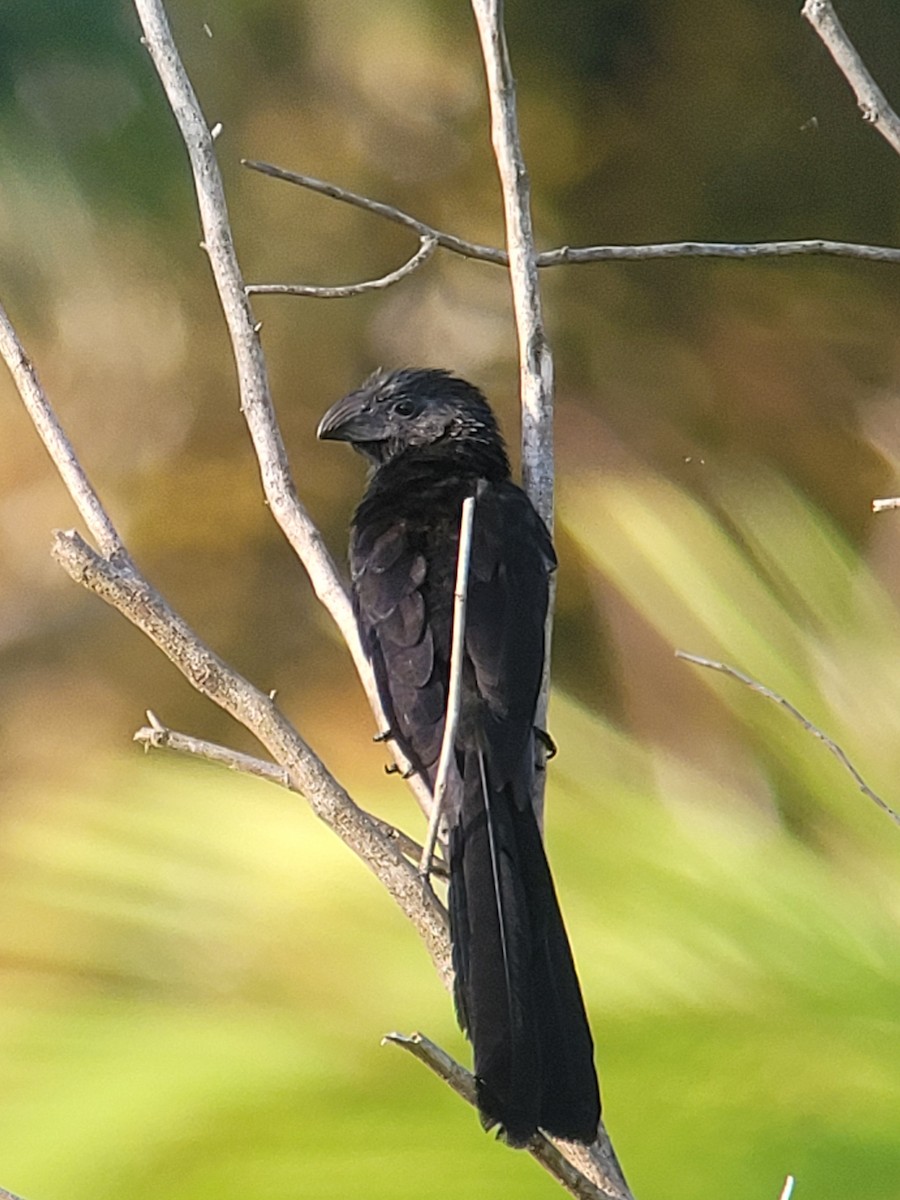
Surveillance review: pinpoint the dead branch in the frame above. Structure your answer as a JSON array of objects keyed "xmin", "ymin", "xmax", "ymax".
[
  {"xmin": 0, "ymin": 301, "xmax": 128, "ymax": 564},
  {"xmin": 384, "ymin": 1033, "xmax": 628, "ymax": 1200},
  {"xmin": 135, "ymin": 710, "xmax": 292, "ymax": 786},
  {"xmin": 420, "ymin": 496, "xmax": 476, "ymax": 876},
  {"xmin": 244, "ymin": 161, "xmax": 900, "ymax": 268},
  {"xmin": 803, "ymin": 0, "xmax": 900, "ymax": 157},
  {"xmin": 51, "ymin": 526, "xmax": 453, "ymax": 971},
  {"xmin": 132, "ymin": 0, "xmax": 432, "ymax": 816},
  {"xmin": 470, "ymin": 0, "xmax": 553, "ymax": 528},
  {"xmin": 247, "ymin": 234, "xmax": 437, "ymax": 297},
  {"xmin": 134, "ymin": 710, "xmax": 438, "ymax": 871},
  {"xmin": 676, "ymin": 650, "xmax": 900, "ymax": 829}
]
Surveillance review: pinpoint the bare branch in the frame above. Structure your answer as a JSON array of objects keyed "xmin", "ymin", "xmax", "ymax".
[
  {"xmin": 247, "ymin": 235, "xmax": 437, "ymax": 297},
  {"xmin": 134, "ymin": 710, "xmax": 441, "ymax": 871},
  {"xmin": 0, "ymin": 300, "xmax": 128, "ymax": 564},
  {"xmin": 470, "ymin": 0, "xmax": 558, "ymax": 827},
  {"xmin": 132, "ymin": 0, "xmax": 432, "ymax": 816},
  {"xmin": 384, "ymin": 1033, "xmax": 628, "ymax": 1200},
  {"xmin": 53, "ymin": 526, "xmax": 452, "ymax": 976},
  {"xmin": 778, "ymin": 1175, "xmax": 796, "ymax": 1200},
  {"xmin": 470, "ymin": 0, "xmax": 553, "ymax": 526},
  {"xmin": 242, "ymin": 159, "xmax": 509, "ymax": 262},
  {"xmin": 246, "ymin": 159, "xmax": 900, "ymax": 271},
  {"xmin": 676, "ymin": 650, "xmax": 900, "ymax": 828},
  {"xmin": 803, "ymin": 0, "xmax": 900, "ymax": 157},
  {"xmin": 546, "ymin": 237, "xmax": 900, "ymax": 265},
  {"xmin": 420, "ymin": 496, "xmax": 476, "ymax": 875},
  {"xmin": 134, "ymin": 710, "xmax": 291, "ymax": 786}
]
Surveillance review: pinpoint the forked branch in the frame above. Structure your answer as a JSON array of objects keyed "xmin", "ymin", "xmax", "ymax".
[{"xmin": 245, "ymin": 159, "xmax": 900, "ymax": 270}]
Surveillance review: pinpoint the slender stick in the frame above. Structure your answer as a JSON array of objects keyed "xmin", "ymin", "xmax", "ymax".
[
  {"xmin": 134, "ymin": 710, "xmax": 439, "ymax": 870},
  {"xmin": 53, "ymin": 526, "xmax": 452, "ymax": 975},
  {"xmin": 777, "ymin": 1176, "xmax": 796, "ymax": 1200},
  {"xmin": 420, "ymin": 496, "xmax": 476, "ymax": 875},
  {"xmin": 803, "ymin": 1, "xmax": 900, "ymax": 157},
  {"xmin": 469, "ymin": 0, "xmax": 557, "ymax": 827},
  {"xmin": 0, "ymin": 300, "xmax": 127, "ymax": 564},
  {"xmin": 134, "ymin": 710, "xmax": 292, "ymax": 786},
  {"xmin": 244, "ymin": 161, "xmax": 900, "ymax": 268},
  {"xmin": 469, "ymin": 0, "xmax": 553, "ymax": 526},
  {"xmin": 247, "ymin": 235, "xmax": 436, "ymax": 297},
  {"xmin": 676, "ymin": 650, "xmax": 900, "ymax": 828},
  {"xmin": 132, "ymin": 0, "xmax": 432, "ymax": 816},
  {"xmin": 384, "ymin": 1034, "xmax": 622, "ymax": 1200}
]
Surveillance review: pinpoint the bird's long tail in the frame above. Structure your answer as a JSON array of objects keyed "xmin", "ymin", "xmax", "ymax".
[{"xmin": 448, "ymin": 748, "xmax": 600, "ymax": 1146}]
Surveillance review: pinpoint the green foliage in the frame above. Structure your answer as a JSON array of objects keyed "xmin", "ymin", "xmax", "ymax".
[{"xmin": 0, "ymin": 722, "xmax": 897, "ymax": 1198}]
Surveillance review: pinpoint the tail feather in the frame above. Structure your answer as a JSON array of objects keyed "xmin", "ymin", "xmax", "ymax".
[{"xmin": 448, "ymin": 748, "xmax": 600, "ymax": 1146}]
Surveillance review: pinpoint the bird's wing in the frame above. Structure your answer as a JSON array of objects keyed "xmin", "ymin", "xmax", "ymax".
[
  {"xmin": 351, "ymin": 516, "xmax": 448, "ymax": 776},
  {"xmin": 465, "ymin": 481, "xmax": 556, "ymax": 791}
]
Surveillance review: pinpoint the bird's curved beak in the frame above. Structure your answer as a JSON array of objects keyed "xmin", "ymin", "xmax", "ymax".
[{"xmin": 317, "ymin": 393, "xmax": 387, "ymax": 444}]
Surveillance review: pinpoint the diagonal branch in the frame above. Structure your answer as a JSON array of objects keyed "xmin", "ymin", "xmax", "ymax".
[
  {"xmin": 386, "ymin": 1033, "xmax": 626, "ymax": 1200},
  {"xmin": 420, "ymin": 495, "xmax": 476, "ymax": 876},
  {"xmin": 132, "ymin": 0, "xmax": 432, "ymax": 816},
  {"xmin": 676, "ymin": 650, "xmax": 900, "ymax": 829},
  {"xmin": 244, "ymin": 161, "xmax": 900, "ymax": 268},
  {"xmin": 803, "ymin": 0, "xmax": 900, "ymax": 157},
  {"xmin": 0, "ymin": 301, "xmax": 128, "ymax": 565},
  {"xmin": 52, "ymin": 526, "xmax": 452, "ymax": 972},
  {"xmin": 134, "ymin": 711, "xmax": 439, "ymax": 871}
]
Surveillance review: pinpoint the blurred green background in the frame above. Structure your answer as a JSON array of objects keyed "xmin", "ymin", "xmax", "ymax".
[{"xmin": 2, "ymin": 1, "xmax": 900, "ymax": 1197}]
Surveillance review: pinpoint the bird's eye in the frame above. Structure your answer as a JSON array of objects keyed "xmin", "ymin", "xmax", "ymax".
[{"xmin": 393, "ymin": 398, "xmax": 416, "ymax": 417}]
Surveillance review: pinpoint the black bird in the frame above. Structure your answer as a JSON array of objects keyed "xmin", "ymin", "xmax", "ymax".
[{"xmin": 318, "ymin": 367, "xmax": 600, "ymax": 1146}]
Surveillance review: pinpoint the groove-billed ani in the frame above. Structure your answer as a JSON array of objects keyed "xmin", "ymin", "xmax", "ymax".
[{"xmin": 318, "ymin": 367, "xmax": 600, "ymax": 1146}]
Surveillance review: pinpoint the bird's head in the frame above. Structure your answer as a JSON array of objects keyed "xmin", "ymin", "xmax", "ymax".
[{"xmin": 317, "ymin": 367, "xmax": 509, "ymax": 476}]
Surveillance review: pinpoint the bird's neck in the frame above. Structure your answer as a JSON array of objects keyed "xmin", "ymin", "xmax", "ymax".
[{"xmin": 368, "ymin": 439, "xmax": 510, "ymax": 496}]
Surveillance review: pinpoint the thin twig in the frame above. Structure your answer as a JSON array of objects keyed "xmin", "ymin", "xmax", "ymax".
[
  {"xmin": 803, "ymin": 0, "xmax": 900, "ymax": 157},
  {"xmin": 134, "ymin": 710, "xmax": 441, "ymax": 872},
  {"xmin": 53, "ymin": 526, "xmax": 452, "ymax": 972},
  {"xmin": 384, "ymin": 1033, "xmax": 624, "ymax": 1200},
  {"xmin": 539, "ymin": 238, "xmax": 900, "ymax": 265},
  {"xmin": 133, "ymin": 0, "xmax": 432, "ymax": 817},
  {"xmin": 0, "ymin": 301, "xmax": 129, "ymax": 565},
  {"xmin": 243, "ymin": 161, "xmax": 900, "ymax": 267},
  {"xmin": 134, "ymin": 709, "xmax": 291, "ymax": 785},
  {"xmin": 247, "ymin": 235, "xmax": 437, "ymax": 297},
  {"xmin": 420, "ymin": 496, "xmax": 476, "ymax": 875},
  {"xmin": 243, "ymin": 159, "xmax": 509, "ymax": 262},
  {"xmin": 676, "ymin": 650, "xmax": 900, "ymax": 828},
  {"xmin": 777, "ymin": 1175, "xmax": 796, "ymax": 1200},
  {"xmin": 872, "ymin": 496, "xmax": 900, "ymax": 512}
]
